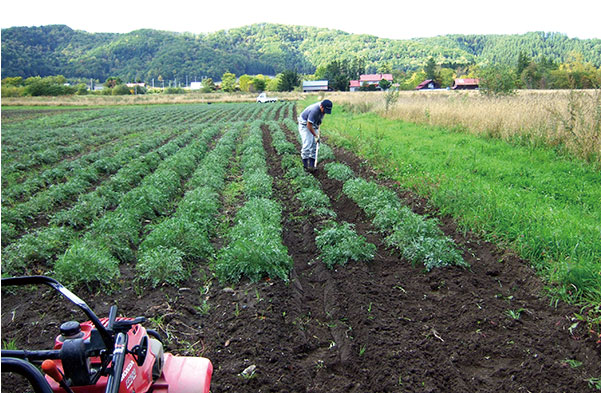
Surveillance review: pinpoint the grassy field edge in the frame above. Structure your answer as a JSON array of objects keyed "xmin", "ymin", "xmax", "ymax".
[{"xmin": 313, "ymin": 99, "xmax": 600, "ymax": 309}]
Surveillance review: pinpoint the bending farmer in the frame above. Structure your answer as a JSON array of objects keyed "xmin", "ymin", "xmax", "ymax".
[{"xmin": 298, "ymin": 99, "xmax": 332, "ymax": 170}]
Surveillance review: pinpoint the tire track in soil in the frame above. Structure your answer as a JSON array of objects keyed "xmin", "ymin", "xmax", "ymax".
[{"xmin": 262, "ymin": 124, "xmax": 362, "ymax": 392}]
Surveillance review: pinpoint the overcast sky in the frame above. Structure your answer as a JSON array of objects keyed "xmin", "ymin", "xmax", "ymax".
[{"xmin": 2, "ymin": 0, "xmax": 600, "ymax": 40}]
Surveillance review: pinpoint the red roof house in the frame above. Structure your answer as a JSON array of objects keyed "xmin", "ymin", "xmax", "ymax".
[
  {"xmin": 350, "ymin": 74, "xmax": 394, "ymax": 91},
  {"xmin": 415, "ymin": 79, "xmax": 441, "ymax": 90},
  {"xmin": 349, "ymin": 80, "xmax": 361, "ymax": 91},
  {"xmin": 452, "ymin": 78, "xmax": 479, "ymax": 90},
  {"xmin": 360, "ymin": 74, "xmax": 393, "ymax": 84}
]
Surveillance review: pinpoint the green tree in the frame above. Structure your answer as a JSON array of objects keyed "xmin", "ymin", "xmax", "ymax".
[
  {"xmin": 75, "ymin": 83, "xmax": 89, "ymax": 95},
  {"xmin": 104, "ymin": 77, "xmax": 122, "ymax": 88},
  {"xmin": 252, "ymin": 76, "xmax": 266, "ymax": 92},
  {"xmin": 377, "ymin": 62, "xmax": 392, "ymax": 74},
  {"xmin": 266, "ymin": 75, "xmax": 281, "ymax": 91},
  {"xmin": 239, "ymin": 74, "xmax": 252, "ymax": 92},
  {"xmin": 439, "ymin": 68, "xmax": 455, "ymax": 88},
  {"xmin": 220, "ymin": 72, "xmax": 237, "ymax": 92},
  {"xmin": 201, "ymin": 77, "xmax": 215, "ymax": 93},
  {"xmin": 112, "ymin": 84, "xmax": 131, "ymax": 95},
  {"xmin": 424, "ymin": 57, "xmax": 437, "ymax": 80},
  {"xmin": 24, "ymin": 75, "xmax": 76, "ymax": 96},
  {"xmin": 521, "ymin": 62, "xmax": 542, "ymax": 89},
  {"xmin": 2, "ymin": 77, "xmax": 24, "ymax": 87},
  {"xmin": 400, "ymin": 71, "xmax": 426, "ymax": 90},
  {"xmin": 517, "ymin": 51, "xmax": 532, "ymax": 77},
  {"xmin": 278, "ymin": 70, "xmax": 299, "ymax": 91},
  {"xmin": 478, "ymin": 65, "xmax": 517, "ymax": 96},
  {"xmin": 320, "ymin": 60, "xmax": 353, "ymax": 91},
  {"xmin": 379, "ymin": 78, "xmax": 392, "ymax": 90}
]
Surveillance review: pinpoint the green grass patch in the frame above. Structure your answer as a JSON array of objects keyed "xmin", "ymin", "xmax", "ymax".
[{"xmin": 324, "ymin": 106, "xmax": 601, "ymax": 304}]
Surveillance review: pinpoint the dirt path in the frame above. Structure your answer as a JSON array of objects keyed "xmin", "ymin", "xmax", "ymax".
[{"xmin": 2, "ymin": 120, "xmax": 600, "ymax": 393}]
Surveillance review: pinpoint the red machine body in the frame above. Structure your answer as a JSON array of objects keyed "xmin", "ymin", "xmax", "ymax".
[
  {"xmin": 1, "ymin": 276, "xmax": 213, "ymax": 393},
  {"xmin": 43, "ymin": 318, "xmax": 213, "ymax": 393}
]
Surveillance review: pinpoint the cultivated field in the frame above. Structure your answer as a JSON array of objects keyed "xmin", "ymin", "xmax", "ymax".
[{"xmin": 2, "ymin": 102, "xmax": 600, "ymax": 392}]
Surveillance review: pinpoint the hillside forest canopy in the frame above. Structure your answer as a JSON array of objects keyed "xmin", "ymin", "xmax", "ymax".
[{"xmin": 2, "ymin": 23, "xmax": 601, "ymax": 95}]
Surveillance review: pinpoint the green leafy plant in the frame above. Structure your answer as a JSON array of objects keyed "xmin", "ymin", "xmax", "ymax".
[
  {"xmin": 315, "ymin": 222, "xmax": 376, "ymax": 269},
  {"xmin": 562, "ymin": 359, "xmax": 583, "ymax": 368},
  {"xmin": 586, "ymin": 377, "xmax": 601, "ymax": 390},
  {"xmin": 359, "ymin": 344, "xmax": 367, "ymax": 356},
  {"xmin": 54, "ymin": 238, "xmax": 120, "ymax": 290},
  {"xmin": 136, "ymin": 246, "xmax": 187, "ymax": 288},
  {"xmin": 342, "ymin": 177, "xmax": 467, "ymax": 271},
  {"xmin": 2, "ymin": 339, "xmax": 18, "ymax": 350},
  {"xmin": 506, "ymin": 308, "xmax": 526, "ymax": 320},
  {"xmin": 197, "ymin": 299, "xmax": 211, "ymax": 316},
  {"xmin": 324, "ymin": 162, "xmax": 355, "ymax": 182},
  {"xmin": 215, "ymin": 198, "xmax": 292, "ymax": 283}
]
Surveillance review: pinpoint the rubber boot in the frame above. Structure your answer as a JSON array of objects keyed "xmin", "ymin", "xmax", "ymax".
[
  {"xmin": 307, "ymin": 158, "xmax": 316, "ymax": 172},
  {"xmin": 302, "ymin": 158, "xmax": 309, "ymax": 169}
]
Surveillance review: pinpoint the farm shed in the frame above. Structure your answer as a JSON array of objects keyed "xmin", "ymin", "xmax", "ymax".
[
  {"xmin": 303, "ymin": 80, "xmax": 329, "ymax": 92},
  {"xmin": 452, "ymin": 78, "xmax": 479, "ymax": 90},
  {"xmin": 349, "ymin": 80, "xmax": 361, "ymax": 92},
  {"xmin": 415, "ymin": 79, "xmax": 441, "ymax": 90},
  {"xmin": 190, "ymin": 81, "xmax": 203, "ymax": 90}
]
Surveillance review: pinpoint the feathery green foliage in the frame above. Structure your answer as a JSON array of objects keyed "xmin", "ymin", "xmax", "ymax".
[{"xmin": 315, "ymin": 222, "xmax": 376, "ymax": 268}]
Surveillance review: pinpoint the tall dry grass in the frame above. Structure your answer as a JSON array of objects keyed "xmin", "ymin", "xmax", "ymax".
[{"xmin": 328, "ymin": 90, "xmax": 601, "ymax": 166}]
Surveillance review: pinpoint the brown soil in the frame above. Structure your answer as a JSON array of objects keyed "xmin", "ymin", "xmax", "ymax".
[{"xmin": 2, "ymin": 122, "xmax": 600, "ymax": 393}]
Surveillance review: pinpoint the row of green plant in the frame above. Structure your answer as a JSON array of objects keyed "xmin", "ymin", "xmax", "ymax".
[
  {"xmin": 1, "ymin": 104, "xmax": 283, "ymax": 277},
  {"xmin": 1, "ymin": 106, "xmax": 183, "ymax": 182},
  {"xmin": 1, "ymin": 102, "xmax": 261, "ymax": 191},
  {"xmin": 2, "ymin": 127, "xmax": 171, "ymax": 206},
  {"xmin": 273, "ymin": 120, "xmax": 376, "ymax": 269},
  {"xmin": 1, "ymin": 127, "xmax": 204, "ymax": 276},
  {"xmin": 136, "ymin": 124, "xmax": 243, "ymax": 287},
  {"xmin": 1, "ymin": 103, "xmax": 246, "ymax": 169},
  {"xmin": 2, "ymin": 117, "xmax": 134, "ymax": 184},
  {"xmin": 324, "ymin": 106, "xmax": 601, "ymax": 304},
  {"xmin": 1, "ymin": 127, "xmax": 196, "ymax": 244},
  {"xmin": 325, "ymin": 162, "xmax": 467, "ymax": 271},
  {"xmin": 52, "ymin": 126, "xmax": 221, "ymax": 288},
  {"xmin": 2, "ymin": 149, "xmax": 159, "ymax": 273},
  {"xmin": 214, "ymin": 121, "xmax": 292, "ymax": 282}
]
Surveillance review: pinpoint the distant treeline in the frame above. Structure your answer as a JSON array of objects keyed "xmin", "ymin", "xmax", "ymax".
[{"xmin": 2, "ymin": 24, "xmax": 601, "ymax": 84}]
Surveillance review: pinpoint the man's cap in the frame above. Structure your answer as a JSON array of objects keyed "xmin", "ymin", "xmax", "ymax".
[{"xmin": 321, "ymin": 99, "xmax": 333, "ymax": 114}]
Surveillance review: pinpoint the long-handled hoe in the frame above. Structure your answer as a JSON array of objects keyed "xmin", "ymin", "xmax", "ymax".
[{"xmin": 314, "ymin": 139, "xmax": 320, "ymax": 170}]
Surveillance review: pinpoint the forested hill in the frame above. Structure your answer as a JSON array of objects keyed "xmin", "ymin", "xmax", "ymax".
[{"xmin": 2, "ymin": 23, "xmax": 600, "ymax": 82}]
